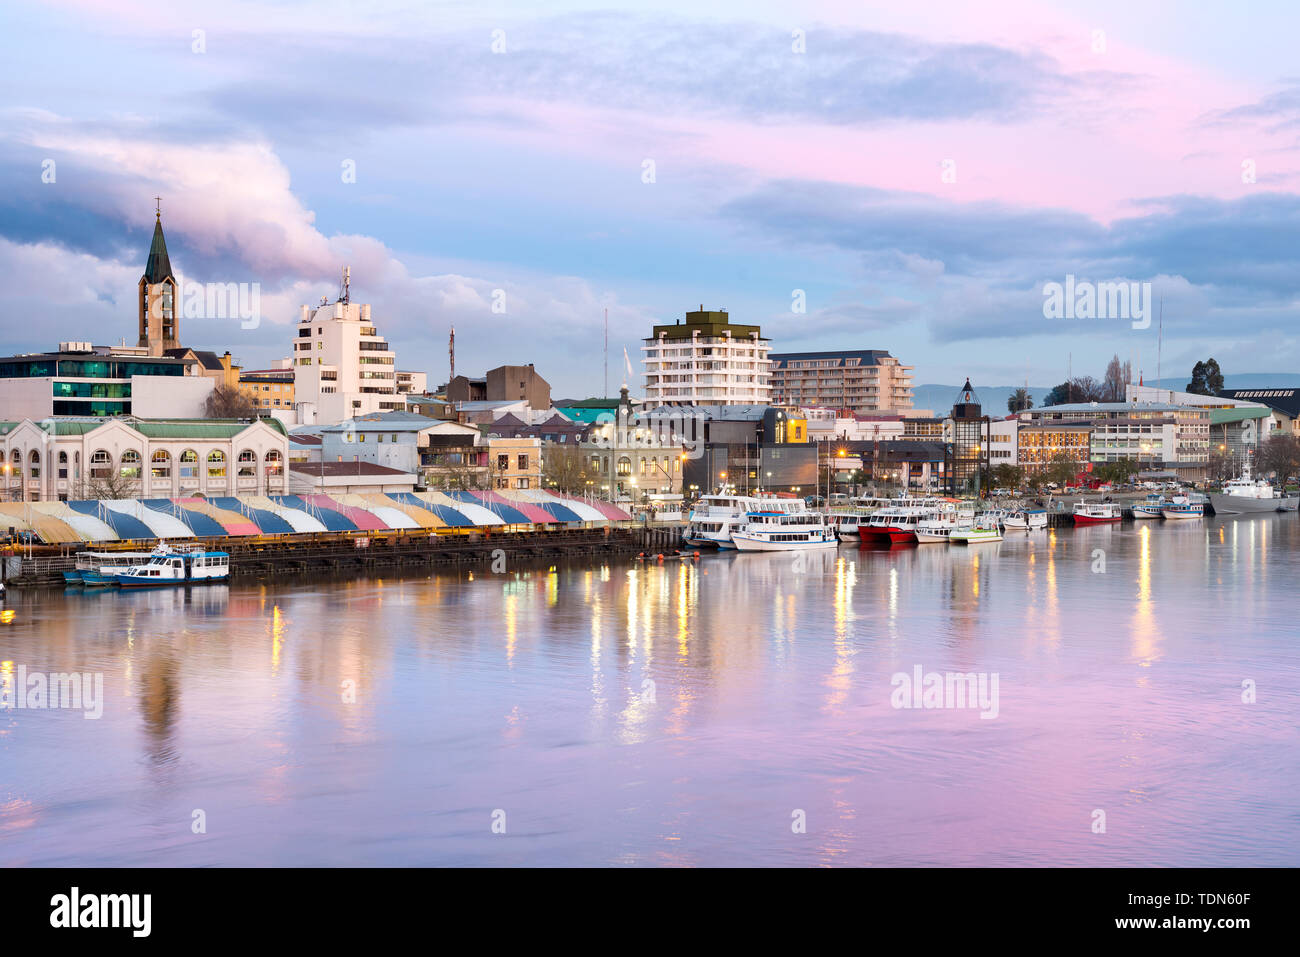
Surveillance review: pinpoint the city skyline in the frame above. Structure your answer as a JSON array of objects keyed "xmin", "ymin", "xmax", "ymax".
[{"xmin": 4, "ymin": 0, "xmax": 1300, "ymax": 399}]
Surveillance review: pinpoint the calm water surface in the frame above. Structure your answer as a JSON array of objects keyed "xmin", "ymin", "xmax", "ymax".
[{"xmin": 2, "ymin": 516, "xmax": 1298, "ymax": 866}]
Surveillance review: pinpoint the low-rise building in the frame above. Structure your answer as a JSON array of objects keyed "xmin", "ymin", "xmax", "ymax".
[
  {"xmin": 489, "ymin": 437, "xmax": 542, "ymax": 490},
  {"xmin": 288, "ymin": 461, "xmax": 418, "ymax": 495},
  {"xmin": 0, "ymin": 345, "xmax": 213, "ymax": 418},
  {"xmin": 0, "ymin": 416, "xmax": 288, "ymax": 502}
]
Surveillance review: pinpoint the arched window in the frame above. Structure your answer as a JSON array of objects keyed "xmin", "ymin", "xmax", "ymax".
[
  {"xmin": 264, "ymin": 449, "xmax": 283, "ymax": 477},
  {"xmin": 151, "ymin": 450, "xmax": 171, "ymax": 479},
  {"xmin": 119, "ymin": 449, "xmax": 141, "ymax": 479},
  {"xmin": 207, "ymin": 450, "xmax": 226, "ymax": 479},
  {"xmin": 179, "ymin": 449, "xmax": 198, "ymax": 480},
  {"xmin": 237, "ymin": 449, "xmax": 257, "ymax": 477},
  {"xmin": 90, "ymin": 449, "xmax": 113, "ymax": 479},
  {"xmin": 617, "ymin": 456, "xmax": 632, "ymax": 476},
  {"xmin": 28, "ymin": 449, "xmax": 40, "ymax": 479},
  {"xmin": 58, "ymin": 451, "xmax": 68, "ymax": 480}
]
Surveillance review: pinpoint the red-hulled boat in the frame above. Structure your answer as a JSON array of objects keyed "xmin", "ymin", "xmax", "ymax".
[{"xmin": 1072, "ymin": 501, "xmax": 1121, "ymax": 525}]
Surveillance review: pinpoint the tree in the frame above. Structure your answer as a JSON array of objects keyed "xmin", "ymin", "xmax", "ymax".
[
  {"xmin": 1044, "ymin": 377, "xmax": 1105, "ymax": 406},
  {"xmin": 1045, "ymin": 451, "xmax": 1081, "ymax": 487},
  {"xmin": 1103, "ymin": 354, "xmax": 1132, "ymax": 402},
  {"xmin": 1207, "ymin": 447, "xmax": 1235, "ymax": 483},
  {"xmin": 203, "ymin": 384, "xmax": 259, "ymax": 418},
  {"xmin": 991, "ymin": 463, "xmax": 1023, "ymax": 489},
  {"xmin": 1186, "ymin": 358, "xmax": 1224, "ymax": 396},
  {"xmin": 1256, "ymin": 434, "xmax": 1300, "ymax": 487},
  {"xmin": 1007, "ymin": 388, "xmax": 1033, "ymax": 413},
  {"xmin": 1043, "ymin": 382, "xmax": 1071, "ymax": 407},
  {"xmin": 541, "ymin": 444, "xmax": 593, "ymax": 494}
]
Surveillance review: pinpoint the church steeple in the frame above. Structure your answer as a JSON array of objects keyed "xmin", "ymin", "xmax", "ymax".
[
  {"xmin": 143, "ymin": 197, "xmax": 174, "ymax": 284},
  {"xmin": 138, "ymin": 198, "xmax": 179, "ymax": 354}
]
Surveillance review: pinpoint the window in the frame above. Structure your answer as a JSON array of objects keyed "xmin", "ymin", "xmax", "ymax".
[
  {"xmin": 617, "ymin": 457, "xmax": 631, "ymax": 476},
  {"xmin": 151, "ymin": 450, "xmax": 171, "ymax": 478},
  {"xmin": 179, "ymin": 449, "xmax": 198, "ymax": 479},
  {"xmin": 497, "ymin": 454, "xmax": 509, "ymax": 470},
  {"xmin": 119, "ymin": 449, "xmax": 141, "ymax": 479},
  {"xmin": 265, "ymin": 449, "xmax": 283, "ymax": 477},
  {"xmin": 90, "ymin": 449, "xmax": 113, "ymax": 480},
  {"xmin": 237, "ymin": 449, "xmax": 257, "ymax": 477},
  {"xmin": 516, "ymin": 478, "xmax": 530, "ymax": 489},
  {"xmin": 28, "ymin": 449, "xmax": 40, "ymax": 479},
  {"xmin": 58, "ymin": 451, "xmax": 68, "ymax": 480},
  {"xmin": 207, "ymin": 450, "xmax": 227, "ymax": 479},
  {"xmin": 517, "ymin": 454, "xmax": 529, "ymax": 471}
]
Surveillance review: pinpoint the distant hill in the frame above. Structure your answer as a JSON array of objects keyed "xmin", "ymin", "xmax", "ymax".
[{"xmin": 912, "ymin": 374, "xmax": 1299, "ymax": 415}]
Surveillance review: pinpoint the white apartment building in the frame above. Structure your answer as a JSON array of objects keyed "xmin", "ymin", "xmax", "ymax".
[
  {"xmin": 293, "ymin": 272, "xmax": 408, "ymax": 424},
  {"xmin": 642, "ymin": 307, "xmax": 770, "ymax": 406},
  {"xmin": 769, "ymin": 350, "xmax": 914, "ymax": 414}
]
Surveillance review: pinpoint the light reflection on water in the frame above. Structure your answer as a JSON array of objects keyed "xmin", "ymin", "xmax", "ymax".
[{"xmin": 1, "ymin": 514, "xmax": 1298, "ymax": 866}]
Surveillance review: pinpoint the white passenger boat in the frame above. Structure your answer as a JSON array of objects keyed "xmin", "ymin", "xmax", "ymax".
[
  {"xmin": 825, "ymin": 511, "xmax": 873, "ymax": 541},
  {"xmin": 684, "ymin": 493, "xmax": 807, "ymax": 548},
  {"xmin": 68, "ymin": 546, "xmax": 169, "ymax": 586},
  {"xmin": 117, "ymin": 547, "xmax": 230, "ymax": 587},
  {"xmin": 913, "ymin": 503, "xmax": 976, "ymax": 543},
  {"xmin": 1208, "ymin": 463, "xmax": 1299, "ymax": 514},
  {"xmin": 1130, "ymin": 494, "xmax": 1166, "ymax": 519},
  {"xmin": 1003, "ymin": 507, "xmax": 1048, "ymax": 530},
  {"xmin": 730, "ymin": 511, "xmax": 839, "ymax": 551},
  {"xmin": 1161, "ymin": 493, "xmax": 1205, "ymax": 520}
]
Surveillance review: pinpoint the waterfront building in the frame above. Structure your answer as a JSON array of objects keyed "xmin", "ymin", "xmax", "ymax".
[
  {"xmin": 1219, "ymin": 388, "xmax": 1299, "ymax": 436},
  {"xmin": 0, "ymin": 343, "xmax": 213, "ymax": 418},
  {"xmin": 642, "ymin": 307, "xmax": 771, "ymax": 405},
  {"xmin": 581, "ymin": 388, "xmax": 685, "ymax": 500},
  {"xmin": 446, "ymin": 364, "xmax": 550, "ymax": 409},
  {"xmin": 488, "ymin": 437, "xmax": 543, "ymax": 490},
  {"xmin": 1015, "ymin": 424, "xmax": 1092, "ymax": 478},
  {"xmin": 485, "ymin": 411, "xmax": 589, "ymax": 445},
  {"xmin": 0, "ymin": 415, "xmax": 288, "ymax": 502},
  {"xmin": 1020, "ymin": 400, "xmax": 1214, "ymax": 479},
  {"xmin": 293, "ymin": 271, "xmax": 407, "ymax": 424},
  {"xmin": 418, "ymin": 420, "xmax": 490, "ymax": 489},
  {"xmin": 988, "ymin": 418, "xmax": 1019, "ymax": 467},
  {"xmin": 768, "ymin": 350, "xmax": 914, "ymax": 414}
]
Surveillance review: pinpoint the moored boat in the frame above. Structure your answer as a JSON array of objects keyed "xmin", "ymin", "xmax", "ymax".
[
  {"xmin": 1207, "ymin": 463, "xmax": 1299, "ymax": 514},
  {"xmin": 1003, "ymin": 507, "xmax": 1048, "ymax": 530},
  {"xmin": 684, "ymin": 492, "xmax": 808, "ymax": 548},
  {"xmin": 1072, "ymin": 501, "xmax": 1122, "ymax": 525},
  {"xmin": 1130, "ymin": 494, "xmax": 1166, "ymax": 519},
  {"xmin": 116, "ymin": 547, "xmax": 230, "ymax": 587},
  {"xmin": 1161, "ymin": 493, "xmax": 1205, "ymax": 520},
  {"xmin": 730, "ymin": 511, "xmax": 838, "ymax": 551},
  {"xmin": 949, "ymin": 515, "xmax": 1004, "ymax": 544}
]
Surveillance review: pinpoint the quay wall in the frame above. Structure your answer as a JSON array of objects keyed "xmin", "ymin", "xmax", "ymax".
[{"xmin": 3, "ymin": 524, "xmax": 689, "ymax": 588}]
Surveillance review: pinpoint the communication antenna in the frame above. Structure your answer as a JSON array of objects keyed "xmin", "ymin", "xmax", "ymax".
[
  {"xmin": 339, "ymin": 266, "xmax": 351, "ymax": 304},
  {"xmin": 449, "ymin": 325, "xmax": 455, "ymax": 383}
]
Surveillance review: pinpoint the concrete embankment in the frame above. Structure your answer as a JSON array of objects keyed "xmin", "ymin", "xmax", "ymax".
[{"xmin": 3, "ymin": 523, "xmax": 689, "ymax": 589}]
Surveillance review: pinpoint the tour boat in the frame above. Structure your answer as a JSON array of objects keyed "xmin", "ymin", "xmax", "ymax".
[
  {"xmin": 1003, "ymin": 508, "xmax": 1048, "ymax": 530},
  {"xmin": 68, "ymin": 546, "xmax": 174, "ymax": 586},
  {"xmin": 1130, "ymin": 494, "xmax": 1166, "ymax": 519},
  {"xmin": 730, "ymin": 511, "xmax": 839, "ymax": 551},
  {"xmin": 1208, "ymin": 463, "xmax": 1299, "ymax": 514},
  {"xmin": 826, "ymin": 511, "xmax": 873, "ymax": 541},
  {"xmin": 117, "ymin": 548, "xmax": 230, "ymax": 587},
  {"xmin": 684, "ymin": 493, "xmax": 808, "ymax": 548},
  {"xmin": 869, "ymin": 505, "xmax": 944, "ymax": 545},
  {"xmin": 949, "ymin": 515, "xmax": 1004, "ymax": 544},
  {"xmin": 1161, "ymin": 493, "xmax": 1205, "ymax": 520},
  {"xmin": 1072, "ymin": 501, "xmax": 1122, "ymax": 525},
  {"xmin": 913, "ymin": 503, "xmax": 976, "ymax": 543}
]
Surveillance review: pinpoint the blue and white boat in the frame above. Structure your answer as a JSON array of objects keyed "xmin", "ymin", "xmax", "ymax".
[
  {"xmin": 117, "ymin": 547, "xmax": 230, "ymax": 588},
  {"xmin": 1161, "ymin": 493, "xmax": 1206, "ymax": 520},
  {"xmin": 1131, "ymin": 494, "xmax": 1166, "ymax": 519},
  {"xmin": 67, "ymin": 547, "xmax": 170, "ymax": 586},
  {"xmin": 730, "ymin": 511, "xmax": 838, "ymax": 551}
]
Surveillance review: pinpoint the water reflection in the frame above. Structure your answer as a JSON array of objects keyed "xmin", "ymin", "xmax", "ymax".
[{"xmin": 1, "ymin": 514, "xmax": 1297, "ymax": 866}]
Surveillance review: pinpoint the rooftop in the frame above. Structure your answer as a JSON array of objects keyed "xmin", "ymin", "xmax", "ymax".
[
  {"xmin": 648, "ymin": 307, "xmax": 765, "ymax": 342},
  {"xmin": 289, "ymin": 462, "xmax": 413, "ymax": 477}
]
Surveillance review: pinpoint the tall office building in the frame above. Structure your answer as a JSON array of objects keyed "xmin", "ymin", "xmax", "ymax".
[
  {"xmin": 293, "ymin": 269, "xmax": 406, "ymax": 424},
  {"xmin": 641, "ymin": 307, "xmax": 770, "ymax": 406},
  {"xmin": 767, "ymin": 349, "xmax": 914, "ymax": 414}
]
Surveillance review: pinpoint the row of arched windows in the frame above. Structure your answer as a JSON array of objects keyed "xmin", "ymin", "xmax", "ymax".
[{"xmin": 6, "ymin": 448, "xmax": 283, "ymax": 481}]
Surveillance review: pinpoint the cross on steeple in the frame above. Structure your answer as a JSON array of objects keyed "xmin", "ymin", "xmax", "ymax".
[{"xmin": 155, "ymin": 196, "xmax": 162, "ymax": 219}]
